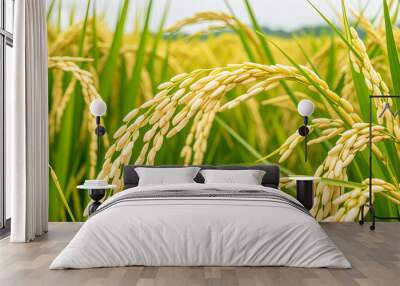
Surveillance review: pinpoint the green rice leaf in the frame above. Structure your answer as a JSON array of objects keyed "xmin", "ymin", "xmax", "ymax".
[
  {"xmin": 243, "ymin": 0, "xmax": 274, "ymax": 63},
  {"xmin": 265, "ymin": 37, "xmax": 343, "ymax": 115},
  {"xmin": 319, "ymin": 177, "xmax": 364, "ymax": 189},
  {"xmin": 392, "ymin": 1, "xmax": 400, "ymax": 25},
  {"xmin": 293, "ymin": 34, "xmax": 319, "ymax": 76},
  {"xmin": 69, "ymin": 6, "xmax": 76, "ymax": 26},
  {"xmin": 99, "ymin": 0, "xmax": 130, "ymax": 102},
  {"xmin": 46, "ymin": 0, "xmax": 56, "ymax": 23},
  {"xmin": 232, "ymin": 23, "xmax": 257, "ymax": 62},
  {"xmin": 306, "ymin": 0, "xmax": 362, "ymax": 61},
  {"xmin": 56, "ymin": 0, "xmax": 62, "ymax": 33},
  {"xmin": 383, "ymin": 0, "xmax": 400, "ymax": 96},
  {"xmin": 160, "ymin": 41, "xmax": 171, "ymax": 83},
  {"xmin": 351, "ymin": 66, "xmax": 371, "ymax": 120},
  {"xmin": 243, "ymin": 0, "xmax": 298, "ymax": 105},
  {"xmin": 341, "ymin": 0, "xmax": 371, "ymax": 121},
  {"xmin": 326, "ymin": 36, "xmax": 336, "ymax": 87},
  {"xmin": 216, "ymin": 116, "xmax": 293, "ymax": 175},
  {"xmin": 126, "ymin": 0, "xmax": 154, "ymax": 110},
  {"xmin": 91, "ymin": 1, "xmax": 99, "ymax": 69},
  {"xmin": 78, "ymin": 0, "xmax": 91, "ymax": 56},
  {"xmin": 334, "ymin": 72, "xmax": 346, "ymax": 94},
  {"xmin": 224, "ymin": 1, "xmax": 257, "ymax": 62},
  {"xmin": 147, "ymin": 1, "xmax": 170, "ymax": 93}
]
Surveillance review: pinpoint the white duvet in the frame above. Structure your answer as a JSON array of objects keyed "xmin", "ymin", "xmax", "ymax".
[{"xmin": 50, "ymin": 183, "xmax": 351, "ymax": 269}]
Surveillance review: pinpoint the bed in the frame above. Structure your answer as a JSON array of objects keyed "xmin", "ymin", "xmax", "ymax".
[{"xmin": 50, "ymin": 165, "xmax": 351, "ymax": 269}]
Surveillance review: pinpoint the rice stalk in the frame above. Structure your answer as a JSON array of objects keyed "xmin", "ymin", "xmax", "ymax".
[
  {"xmin": 324, "ymin": 178, "xmax": 399, "ymax": 222},
  {"xmin": 348, "ymin": 27, "xmax": 400, "ymax": 155},
  {"xmin": 48, "ymin": 56, "xmax": 103, "ymax": 180},
  {"xmin": 166, "ymin": 12, "xmax": 264, "ymax": 60},
  {"xmin": 49, "ymin": 165, "xmax": 76, "ymax": 222},
  {"xmin": 311, "ymin": 123, "xmax": 392, "ymax": 220},
  {"xmin": 47, "ymin": 2, "xmax": 400, "ymax": 222}
]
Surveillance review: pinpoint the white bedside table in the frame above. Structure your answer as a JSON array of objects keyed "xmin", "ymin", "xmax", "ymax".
[
  {"xmin": 77, "ymin": 184, "xmax": 117, "ymax": 215},
  {"xmin": 284, "ymin": 176, "xmax": 319, "ymax": 210}
]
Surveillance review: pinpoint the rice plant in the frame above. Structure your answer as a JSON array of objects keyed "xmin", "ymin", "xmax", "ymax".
[{"xmin": 47, "ymin": 0, "xmax": 400, "ymax": 222}]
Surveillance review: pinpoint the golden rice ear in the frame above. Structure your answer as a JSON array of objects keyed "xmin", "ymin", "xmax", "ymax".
[
  {"xmin": 310, "ymin": 122, "xmax": 393, "ymax": 221},
  {"xmin": 102, "ymin": 62, "xmax": 345, "ymax": 179},
  {"xmin": 94, "ymin": 51, "xmax": 395, "ymax": 223},
  {"xmin": 48, "ymin": 57, "xmax": 103, "ymax": 182}
]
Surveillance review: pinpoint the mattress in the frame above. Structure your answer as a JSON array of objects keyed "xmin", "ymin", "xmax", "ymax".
[{"xmin": 50, "ymin": 183, "xmax": 351, "ymax": 269}]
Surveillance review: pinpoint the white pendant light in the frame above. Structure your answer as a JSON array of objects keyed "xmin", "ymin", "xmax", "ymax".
[
  {"xmin": 90, "ymin": 99, "xmax": 107, "ymax": 117},
  {"xmin": 297, "ymin": 99, "xmax": 314, "ymax": 162},
  {"xmin": 297, "ymin": 99, "xmax": 315, "ymax": 117}
]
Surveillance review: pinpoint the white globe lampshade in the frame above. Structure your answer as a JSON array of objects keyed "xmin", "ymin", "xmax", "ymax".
[
  {"xmin": 297, "ymin": 99, "xmax": 314, "ymax": 117},
  {"xmin": 90, "ymin": 99, "xmax": 107, "ymax": 117}
]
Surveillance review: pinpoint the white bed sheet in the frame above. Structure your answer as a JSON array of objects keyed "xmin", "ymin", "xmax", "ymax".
[{"xmin": 50, "ymin": 183, "xmax": 350, "ymax": 269}]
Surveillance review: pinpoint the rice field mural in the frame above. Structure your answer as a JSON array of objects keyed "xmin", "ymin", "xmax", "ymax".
[{"xmin": 47, "ymin": 0, "xmax": 400, "ymax": 222}]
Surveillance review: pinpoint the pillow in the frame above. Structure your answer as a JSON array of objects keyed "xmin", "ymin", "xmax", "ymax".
[
  {"xmin": 200, "ymin": 169, "xmax": 266, "ymax": 185},
  {"xmin": 135, "ymin": 167, "xmax": 200, "ymax": 186}
]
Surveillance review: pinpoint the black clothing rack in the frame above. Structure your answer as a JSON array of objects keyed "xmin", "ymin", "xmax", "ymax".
[{"xmin": 359, "ymin": 95, "xmax": 400, "ymax": 230}]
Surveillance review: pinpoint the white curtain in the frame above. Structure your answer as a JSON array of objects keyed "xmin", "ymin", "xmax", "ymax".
[{"xmin": 8, "ymin": 0, "xmax": 49, "ymax": 242}]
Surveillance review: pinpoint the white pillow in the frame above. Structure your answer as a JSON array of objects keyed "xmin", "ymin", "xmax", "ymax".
[
  {"xmin": 135, "ymin": 167, "xmax": 200, "ymax": 186},
  {"xmin": 200, "ymin": 169, "xmax": 266, "ymax": 185}
]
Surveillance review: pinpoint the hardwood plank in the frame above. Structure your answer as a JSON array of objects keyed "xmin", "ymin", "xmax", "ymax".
[{"xmin": 0, "ymin": 222, "xmax": 399, "ymax": 286}]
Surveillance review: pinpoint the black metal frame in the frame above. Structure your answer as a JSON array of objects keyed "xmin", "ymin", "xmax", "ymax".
[
  {"xmin": 298, "ymin": 116, "xmax": 310, "ymax": 162},
  {"xmin": 87, "ymin": 116, "xmax": 107, "ymax": 215},
  {"xmin": 359, "ymin": 95, "xmax": 400, "ymax": 230},
  {"xmin": 95, "ymin": 115, "xmax": 106, "ymax": 170},
  {"xmin": 0, "ymin": 0, "xmax": 14, "ymax": 232}
]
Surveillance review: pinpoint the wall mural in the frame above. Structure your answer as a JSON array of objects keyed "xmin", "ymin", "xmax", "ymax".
[{"xmin": 47, "ymin": 0, "xmax": 400, "ymax": 222}]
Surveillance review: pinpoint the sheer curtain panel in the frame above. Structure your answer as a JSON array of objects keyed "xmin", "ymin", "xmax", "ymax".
[{"xmin": 8, "ymin": 0, "xmax": 48, "ymax": 242}]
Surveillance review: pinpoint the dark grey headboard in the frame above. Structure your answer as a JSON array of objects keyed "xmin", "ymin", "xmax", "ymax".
[{"xmin": 123, "ymin": 164, "xmax": 280, "ymax": 189}]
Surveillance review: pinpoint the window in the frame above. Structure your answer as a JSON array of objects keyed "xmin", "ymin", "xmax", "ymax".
[{"xmin": 0, "ymin": 0, "xmax": 14, "ymax": 233}]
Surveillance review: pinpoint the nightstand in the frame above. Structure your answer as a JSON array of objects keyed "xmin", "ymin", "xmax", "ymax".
[
  {"xmin": 285, "ymin": 176, "xmax": 318, "ymax": 210},
  {"xmin": 77, "ymin": 184, "xmax": 117, "ymax": 215}
]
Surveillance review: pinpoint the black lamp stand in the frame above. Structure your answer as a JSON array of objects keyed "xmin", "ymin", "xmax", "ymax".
[
  {"xmin": 298, "ymin": 116, "xmax": 310, "ymax": 162},
  {"xmin": 95, "ymin": 116, "xmax": 106, "ymax": 163},
  {"xmin": 88, "ymin": 116, "xmax": 107, "ymax": 215}
]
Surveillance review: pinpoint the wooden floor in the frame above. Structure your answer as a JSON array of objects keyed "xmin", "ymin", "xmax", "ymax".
[{"xmin": 0, "ymin": 223, "xmax": 399, "ymax": 286}]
